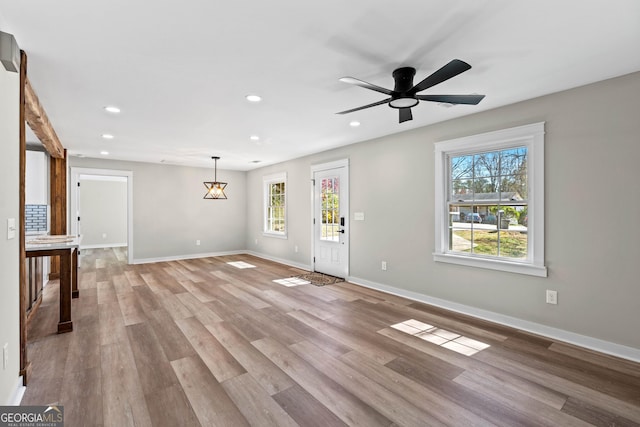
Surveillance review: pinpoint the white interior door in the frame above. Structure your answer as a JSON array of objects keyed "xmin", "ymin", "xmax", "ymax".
[{"xmin": 312, "ymin": 161, "xmax": 349, "ymax": 278}]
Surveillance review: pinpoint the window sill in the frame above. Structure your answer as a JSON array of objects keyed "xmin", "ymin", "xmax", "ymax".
[
  {"xmin": 263, "ymin": 232, "xmax": 287, "ymax": 240},
  {"xmin": 433, "ymin": 252, "xmax": 547, "ymax": 277}
]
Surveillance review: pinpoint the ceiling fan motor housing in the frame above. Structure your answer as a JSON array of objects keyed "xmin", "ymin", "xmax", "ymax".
[{"xmin": 390, "ymin": 67, "xmax": 418, "ymax": 109}]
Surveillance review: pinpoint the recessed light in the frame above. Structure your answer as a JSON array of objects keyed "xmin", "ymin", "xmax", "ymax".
[
  {"xmin": 349, "ymin": 121, "xmax": 361, "ymax": 127},
  {"xmin": 250, "ymin": 135, "xmax": 260, "ymax": 141},
  {"xmin": 251, "ymin": 160, "xmax": 262, "ymax": 163},
  {"xmin": 104, "ymin": 106, "xmax": 121, "ymax": 113},
  {"xmin": 100, "ymin": 151, "xmax": 109, "ymax": 155},
  {"xmin": 246, "ymin": 94, "xmax": 262, "ymax": 102},
  {"xmin": 102, "ymin": 134, "xmax": 114, "ymax": 139}
]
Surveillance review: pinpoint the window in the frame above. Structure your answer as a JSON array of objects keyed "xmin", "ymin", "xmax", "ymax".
[
  {"xmin": 434, "ymin": 123, "xmax": 546, "ymax": 277},
  {"xmin": 263, "ymin": 172, "xmax": 287, "ymax": 237}
]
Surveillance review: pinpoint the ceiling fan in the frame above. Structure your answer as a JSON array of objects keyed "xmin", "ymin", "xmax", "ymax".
[{"xmin": 337, "ymin": 59, "xmax": 485, "ymax": 123}]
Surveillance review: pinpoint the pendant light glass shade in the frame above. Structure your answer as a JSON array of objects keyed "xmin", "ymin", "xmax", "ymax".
[{"xmin": 203, "ymin": 156, "xmax": 227, "ymax": 199}]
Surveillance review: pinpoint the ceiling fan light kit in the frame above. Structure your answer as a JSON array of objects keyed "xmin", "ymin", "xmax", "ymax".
[
  {"xmin": 337, "ymin": 59, "xmax": 485, "ymax": 123},
  {"xmin": 203, "ymin": 156, "xmax": 228, "ymax": 200}
]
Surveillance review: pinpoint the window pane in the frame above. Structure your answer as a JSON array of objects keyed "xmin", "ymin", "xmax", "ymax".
[
  {"xmin": 321, "ymin": 177, "xmax": 340, "ymax": 242},
  {"xmin": 451, "ymin": 154, "xmax": 473, "ymax": 179},
  {"xmin": 265, "ymin": 178, "xmax": 286, "ymax": 233},
  {"xmin": 449, "ymin": 203, "xmax": 528, "ymax": 259},
  {"xmin": 448, "ymin": 147, "xmax": 529, "ymax": 260}
]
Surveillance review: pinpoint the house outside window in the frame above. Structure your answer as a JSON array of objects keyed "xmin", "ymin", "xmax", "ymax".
[
  {"xmin": 263, "ymin": 172, "xmax": 287, "ymax": 238},
  {"xmin": 434, "ymin": 123, "xmax": 546, "ymax": 277}
]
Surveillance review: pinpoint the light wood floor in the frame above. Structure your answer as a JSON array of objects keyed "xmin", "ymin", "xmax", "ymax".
[{"xmin": 23, "ymin": 248, "xmax": 640, "ymax": 426}]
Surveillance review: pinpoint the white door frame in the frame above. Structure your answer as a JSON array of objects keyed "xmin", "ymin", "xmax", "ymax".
[
  {"xmin": 310, "ymin": 158, "xmax": 349, "ymax": 277},
  {"xmin": 70, "ymin": 167, "xmax": 134, "ymax": 264}
]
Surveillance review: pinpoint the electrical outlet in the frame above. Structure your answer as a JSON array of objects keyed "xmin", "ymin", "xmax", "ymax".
[
  {"xmin": 3, "ymin": 343, "xmax": 7, "ymax": 370},
  {"xmin": 102, "ymin": 233, "xmax": 107, "ymax": 239},
  {"xmin": 546, "ymin": 290, "xmax": 558, "ymax": 305},
  {"xmin": 255, "ymin": 238, "xmax": 258, "ymax": 245},
  {"xmin": 294, "ymin": 245, "xmax": 298, "ymax": 253},
  {"xmin": 196, "ymin": 240, "xmax": 201, "ymax": 246},
  {"xmin": 381, "ymin": 261, "xmax": 387, "ymax": 271}
]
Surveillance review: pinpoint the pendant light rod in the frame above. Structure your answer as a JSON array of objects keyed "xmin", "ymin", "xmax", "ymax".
[{"xmin": 212, "ymin": 156, "xmax": 219, "ymax": 181}]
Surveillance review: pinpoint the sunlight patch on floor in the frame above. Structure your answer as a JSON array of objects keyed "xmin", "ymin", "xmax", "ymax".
[
  {"xmin": 391, "ymin": 319, "xmax": 490, "ymax": 356},
  {"xmin": 227, "ymin": 261, "xmax": 256, "ymax": 269},
  {"xmin": 272, "ymin": 277, "xmax": 311, "ymax": 287}
]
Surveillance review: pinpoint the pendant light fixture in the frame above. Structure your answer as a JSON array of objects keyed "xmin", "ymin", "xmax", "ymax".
[{"xmin": 203, "ymin": 156, "xmax": 227, "ymax": 199}]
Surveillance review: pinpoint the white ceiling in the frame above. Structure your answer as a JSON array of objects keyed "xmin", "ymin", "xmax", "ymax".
[{"xmin": 2, "ymin": 0, "xmax": 640, "ymax": 170}]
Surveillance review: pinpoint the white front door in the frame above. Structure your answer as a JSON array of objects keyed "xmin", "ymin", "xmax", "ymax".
[{"xmin": 312, "ymin": 160, "xmax": 349, "ymax": 278}]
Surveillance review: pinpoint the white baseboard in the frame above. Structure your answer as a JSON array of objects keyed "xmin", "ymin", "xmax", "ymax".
[
  {"xmin": 348, "ymin": 275, "xmax": 640, "ymax": 363},
  {"xmin": 133, "ymin": 250, "xmax": 246, "ymax": 265},
  {"xmin": 246, "ymin": 251, "xmax": 311, "ymax": 271},
  {"xmin": 6, "ymin": 376, "xmax": 25, "ymax": 405}
]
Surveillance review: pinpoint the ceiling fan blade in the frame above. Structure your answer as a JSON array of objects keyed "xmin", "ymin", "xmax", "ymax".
[
  {"xmin": 399, "ymin": 108, "xmax": 413, "ymax": 123},
  {"xmin": 339, "ymin": 77, "xmax": 393, "ymax": 96},
  {"xmin": 408, "ymin": 59, "xmax": 472, "ymax": 95},
  {"xmin": 416, "ymin": 94, "xmax": 485, "ymax": 105},
  {"xmin": 336, "ymin": 98, "xmax": 392, "ymax": 115}
]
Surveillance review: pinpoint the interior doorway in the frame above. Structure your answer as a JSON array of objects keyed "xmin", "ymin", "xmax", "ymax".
[
  {"xmin": 311, "ymin": 159, "xmax": 349, "ymax": 278},
  {"xmin": 70, "ymin": 167, "xmax": 133, "ymax": 264}
]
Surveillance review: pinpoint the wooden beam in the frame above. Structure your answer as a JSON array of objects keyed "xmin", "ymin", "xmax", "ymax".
[
  {"xmin": 19, "ymin": 49, "xmax": 31, "ymax": 386},
  {"xmin": 49, "ymin": 151, "xmax": 67, "ymax": 280},
  {"xmin": 24, "ymin": 76, "xmax": 64, "ymax": 158}
]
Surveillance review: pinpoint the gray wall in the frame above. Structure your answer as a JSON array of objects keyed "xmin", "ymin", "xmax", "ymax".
[
  {"xmin": 69, "ymin": 157, "xmax": 247, "ymax": 261},
  {"xmin": 79, "ymin": 178, "xmax": 127, "ymax": 247},
  {"xmin": 246, "ymin": 71, "xmax": 640, "ymax": 351},
  {"xmin": 0, "ymin": 63, "xmax": 21, "ymax": 403}
]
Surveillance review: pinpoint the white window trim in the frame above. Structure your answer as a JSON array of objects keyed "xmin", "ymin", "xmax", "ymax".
[
  {"xmin": 433, "ymin": 122, "xmax": 547, "ymax": 277},
  {"xmin": 263, "ymin": 172, "xmax": 287, "ymax": 239}
]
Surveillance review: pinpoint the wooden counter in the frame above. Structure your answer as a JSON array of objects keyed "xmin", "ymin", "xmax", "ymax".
[{"xmin": 25, "ymin": 236, "xmax": 80, "ymax": 333}]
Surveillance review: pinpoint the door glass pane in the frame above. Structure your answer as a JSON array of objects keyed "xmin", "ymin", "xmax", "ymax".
[{"xmin": 321, "ymin": 177, "xmax": 340, "ymax": 241}]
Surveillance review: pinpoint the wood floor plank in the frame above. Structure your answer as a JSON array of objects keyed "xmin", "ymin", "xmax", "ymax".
[
  {"xmin": 156, "ymin": 289, "xmax": 193, "ymax": 321},
  {"xmin": 264, "ymin": 289, "xmax": 333, "ymax": 320},
  {"xmin": 98, "ymin": 300, "xmax": 128, "ymax": 346},
  {"xmin": 339, "ymin": 350, "xmax": 485, "ymax": 427},
  {"xmin": 117, "ymin": 289, "xmax": 148, "ymax": 326},
  {"xmin": 385, "ymin": 356, "xmax": 530, "ymax": 427},
  {"xmin": 144, "ymin": 383, "xmax": 201, "ymax": 427},
  {"xmin": 177, "ymin": 279, "xmax": 217, "ymax": 302},
  {"xmin": 97, "ymin": 280, "xmax": 117, "ymax": 305},
  {"xmin": 252, "ymin": 337, "xmax": 393, "ymax": 427},
  {"xmin": 175, "ymin": 316, "xmax": 246, "ymax": 382},
  {"xmin": 453, "ymin": 370, "xmax": 591, "ymax": 426},
  {"xmin": 147, "ymin": 309, "xmax": 197, "ymax": 362},
  {"xmin": 124, "ymin": 270, "xmax": 145, "ymax": 287},
  {"xmin": 60, "ymin": 367, "xmax": 103, "ymax": 427},
  {"xmin": 474, "ymin": 347, "xmax": 640, "ymax": 424},
  {"xmin": 205, "ymin": 321, "xmax": 295, "ymax": 395},
  {"xmin": 549, "ymin": 342, "xmax": 640, "ymax": 378},
  {"xmin": 219, "ymin": 282, "xmax": 271, "ymax": 309},
  {"xmin": 290, "ymin": 340, "xmax": 446, "ymax": 427},
  {"xmin": 289, "ymin": 309, "xmax": 397, "ymax": 364},
  {"xmin": 132, "ymin": 284, "xmax": 162, "ymax": 315},
  {"xmin": 560, "ymin": 396, "xmax": 640, "ymax": 427},
  {"xmin": 170, "ymin": 356, "xmax": 250, "ymax": 427},
  {"xmin": 272, "ymin": 384, "xmax": 348, "ymax": 427},
  {"xmin": 101, "ymin": 341, "xmax": 153, "ymax": 427},
  {"xmin": 175, "ymin": 291, "xmax": 223, "ymax": 325},
  {"xmin": 206, "ymin": 299, "xmax": 267, "ymax": 342},
  {"xmin": 126, "ymin": 322, "xmax": 179, "ymax": 395},
  {"xmin": 221, "ymin": 373, "xmax": 299, "ymax": 426}
]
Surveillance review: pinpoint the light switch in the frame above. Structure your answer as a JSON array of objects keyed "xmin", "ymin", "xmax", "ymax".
[
  {"xmin": 7, "ymin": 218, "xmax": 15, "ymax": 240},
  {"xmin": 354, "ymin": 212, "xmax": 365, "ymax": 221}
]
